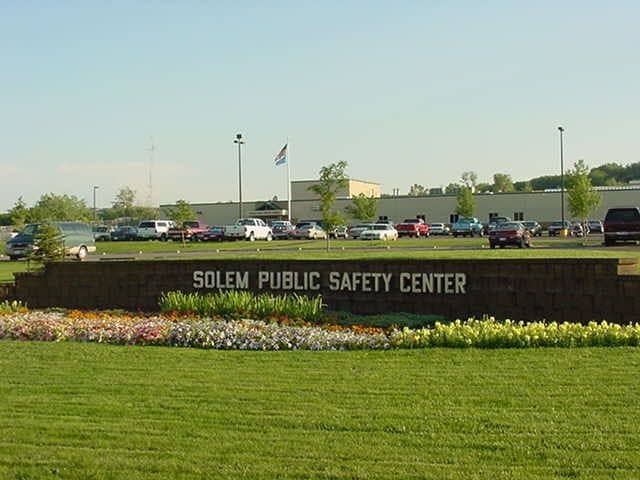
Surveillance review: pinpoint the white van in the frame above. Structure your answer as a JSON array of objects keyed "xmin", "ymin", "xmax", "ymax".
[{"xmin": 137, "ymin": 220, "xmax": 174, "ymax": 241}]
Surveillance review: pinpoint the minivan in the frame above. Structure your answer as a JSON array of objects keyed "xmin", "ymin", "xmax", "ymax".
[
  {"xmin": 603, "ymin": 207, "xmax": 640, "ymax": 246},
  {"xmin": 137, "ymin": 220, "xmax": 174, "ymax": 240},
  {"xmin": 5, "ymin": 222, "xmax": 96, "ymax": 261}
]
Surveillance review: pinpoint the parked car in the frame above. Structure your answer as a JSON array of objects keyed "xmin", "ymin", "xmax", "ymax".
[
  {"xmin": 587, "ymin": 220, "xmax": 604, "ymax": 234},
  {"xmin": 360, "ymin": 224, "xmax": 398, "ymax": 241},
  {"xmin": 347, "ymin": 223, "xmax": 377, "ymax": 239},
  {"xmin": 329, "ymin": 226, "xmax": 349, "ymax": 239},
  {"xmin": 271, "ymin": 220, "xmax": 294, "ymax": 240},
  {"xmin": 547, "ymin": 220, "xmax": 571, "ymax": 236},
  {"xmin": 521, "ymin": 221, "xmax": 543, "ymax": 237},
  {"xmin": 110, "ymin": 226, "xmax": 138, "ymax": 241},
  {"xmin": 291, "ymin": 223, "xmax": 327, "ymax": 240},
  {"xmin": 92, "ymin": 225, "xmax": 113, "ymax": 241},
  {"xmin": 194, "ymin": 226, "xmax": 225, "ymax": 242},
  {"xmin": 5, "ymin": 222, "xmax": 96, "ymax": 260},
  {"xmin": 395, "ymin": 218, "xmax": 430, "ymax": 237},
  {"xmin": 137, "ymin": 220, "xmax": 175, "ymax": 241},
  {"xmin": 484, "ymin": 216, "xmax": 511, "ymax": 235},
  {"xmin": 451, "ymin": 217, "xmax": 484, "ymax": 237},
  {"xmin": 603, "ymin": 207, "xmax": 640, "ymax": 246},
  {"xmin": 428, "ymin": 223, "xmax": 450, "ymax": 235},
  {"xmin": 167, "ymin": 220, "xmax": 209, "ymax": 242},
  {"xmin": 488, "ymin": 222, "xmax": 531, "ymax": 249},
  {"xmin": 224, "ymin": 218, "xmax": 273, "ymax": 241}
]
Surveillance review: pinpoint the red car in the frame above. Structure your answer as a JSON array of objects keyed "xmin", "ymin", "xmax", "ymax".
[
  {"xmin": 395, "ymin": 218, "xmax": 430, "ymax": 238},
  {"xmin": 489, "ymin": 222, "xmax": 531, "ymax": 249},
  {"xmin": 194, "ymin": 226, "xmax": 225, "ymax": 242}
]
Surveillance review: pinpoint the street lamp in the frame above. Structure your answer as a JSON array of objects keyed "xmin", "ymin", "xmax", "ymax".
[
  {"xmin": 92, "ymin": 185, "xmax": 99, "ymax": 222},
  {"xmin": 558, "ymin": 126, "xmax": 565, "ymax": 230},
  {"xmin": 234, "ymin": 133, "xmax": 245, "ymax": 218}
]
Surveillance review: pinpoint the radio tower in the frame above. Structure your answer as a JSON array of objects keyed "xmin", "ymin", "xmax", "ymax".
[{"xmin": 146, "ymin": 137, "xmax": 155, "ymax": 207}]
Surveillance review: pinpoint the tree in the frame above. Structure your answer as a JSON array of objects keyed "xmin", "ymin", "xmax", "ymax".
[
  {"xmin": 29, "ymin": 222, "xmax": 64, "ymax": 263},
  {"xmin": 8, "ymin": 196, "xmax": 29, "ymax": 229},
  {"xmin": 455, "ymin": 187, "xmax": 475, "ymax": 218},
  {"xmin": 475, "ymin": 183, "xmax": 493, "ymax": 193},
  {"xmin": 344, "ymin": 193, "xmax": 377, "ymax": 222},
  {"xmin": 166, "ymin": 199, "xmax": 196, "ymax": 244},
  {"xmin": 28, "ymin": 193, "xmax": 92, "ymax": 222},
  {"xmin": 461, "ymin": 171, "xmax": 478, "ymax": 191},
  {"xmin": 445, "ymin": 183, "xmax": 462, "ymax": 195},
  {"xmin": 567, "ymin": 160, "xmax": 601, "ymax": 224},
  {"xmin": 113, "ymin": 186, "xmax": 136, "ymax": 211},
  {"xmin": 492, "ymin": 173, "xmax": 514, "ymax": 193},
  {"xmin": 308, "ymin": 161, "xmax": 348, "ymax": 250},
  {"xmin": 407, "ymin": 184, "xmax": 426, "ymax": 196}
]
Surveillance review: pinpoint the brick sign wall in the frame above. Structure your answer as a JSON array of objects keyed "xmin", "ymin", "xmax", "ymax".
[{"xmin": 6, "ymin": 258, "xmax": 640, "ymax": 323}]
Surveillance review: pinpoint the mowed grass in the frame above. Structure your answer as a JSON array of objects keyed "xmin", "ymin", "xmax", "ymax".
[
  {"xmin": 96, "ymin": 236, "xmax": 601, "ymax": 254},
  {"xmin": 0, "ymin": 261, "xmax": 30, "ymax": 283},
  {"xmin": 1, "ymin": 342, "xmax": 640, "ymax": 479}
]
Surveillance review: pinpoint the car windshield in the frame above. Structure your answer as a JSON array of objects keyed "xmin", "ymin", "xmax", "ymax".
[
  {"xmin": 139, "ymin": 222, "xmax": 155, "ymax": 228},
  {"xmin": 373, "ymin": 225, "xmax": 388, "ymax": 230},
  {"xmin": 522, "ymin": 222, "xmax": 535, "ymax": 227},
  {"xmin": 403, "ymin": 219, "xmax": 419, "ymax": 223},
  {"xmin": 496, "ymin": 222, "xmax": 521, "ymax": 231},
  {"xmin": 20, "ymin": 224, "xmax": 39, "ymax": 236}
]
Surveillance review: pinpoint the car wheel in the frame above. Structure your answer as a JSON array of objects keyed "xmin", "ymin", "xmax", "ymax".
[
  {"xmin": 266, "ymin": 233, "xmax": 273, "ymax": 242},
  {"xmin": 604, "ymin": 238, "xmax": 616, "ymax": 247},
  {"xmin": 518, "ymin": 238, "xmax": 524, "ymax": 249},
  {"xmin": 160, "ymin": 233, "xmax": 168, "ymax": 241},
  {"xmin": 490, "ymin": 243, "xmax": 496, "ymax": 249},
  {"xmin": 248, "ymin": 232, "xmax": 255, "ymax": 242},
  {"xmin": 76, "ymin": 246, "xmax": 88, "ymax": 261},
  {"xmin": 8, "ymin": 255, "xmax": 18, "ymax": 261}
]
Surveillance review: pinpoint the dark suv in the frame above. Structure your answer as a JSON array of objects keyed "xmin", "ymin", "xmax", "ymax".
[{"xmin": 603, "ymin": 207, "xmax": 640, "ymax": 246}]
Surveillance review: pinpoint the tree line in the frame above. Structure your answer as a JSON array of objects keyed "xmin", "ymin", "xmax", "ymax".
[
  {"xmin": 0, "ymin": 187, "xmax": 158, "ymax": 229},
  {"xmin": 404, "ymin": 161, "xmax": 640, "ymax": 196}
]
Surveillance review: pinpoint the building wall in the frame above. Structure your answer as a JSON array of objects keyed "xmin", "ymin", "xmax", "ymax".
[
  {"xmin": 164, "ymin": 189, "xmax": 640, "ymax": 226},
  {"xmin": 291, "ymin": 179, "xmax": 380, "ymax": 202},
  {"xmin": 348, "ymin": 179, "xmax": 381, "ymax": 198}
]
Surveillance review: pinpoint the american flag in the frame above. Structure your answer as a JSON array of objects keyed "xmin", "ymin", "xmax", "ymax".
[{"xmin": 274, "ymin": 144, "xmax": 287, "ymax": 166}]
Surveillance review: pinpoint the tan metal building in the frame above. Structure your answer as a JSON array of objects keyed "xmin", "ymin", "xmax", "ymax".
[
  {"xmin": 291, "ymin": 179, "xmax": 381, "ymax": 201},
  {"xmin": 162, "ymin": 184, "xmax": 640, "ymax": 227}
]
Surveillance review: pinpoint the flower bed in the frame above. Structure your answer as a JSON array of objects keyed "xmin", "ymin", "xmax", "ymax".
[{"xmin": 1, "ymin": 311, "xmax": 640, "ymax": 350}]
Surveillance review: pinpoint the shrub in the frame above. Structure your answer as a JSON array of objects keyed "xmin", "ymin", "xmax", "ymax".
[{"xmin": 159, "ymin": 290, "xmax": 325, "ymax": 323}]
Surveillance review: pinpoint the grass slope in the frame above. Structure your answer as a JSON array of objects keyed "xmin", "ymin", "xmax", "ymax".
[{"xmin": 1, "ymin": 342, "xmax": 639, "ymax": 479}]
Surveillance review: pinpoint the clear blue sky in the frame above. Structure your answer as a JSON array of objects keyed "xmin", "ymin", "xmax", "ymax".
[{"xmin": 1, "ymin": 1, "xmax": 638, "ymax": 212}]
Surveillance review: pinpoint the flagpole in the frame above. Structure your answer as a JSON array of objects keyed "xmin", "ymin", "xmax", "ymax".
[{"xmin": 286, "ymin": 137, "xmax": 291, "ymax": 223}]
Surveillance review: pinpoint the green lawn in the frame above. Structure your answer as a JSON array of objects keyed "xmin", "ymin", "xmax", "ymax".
[
  {"xmin": 96, "ymin": 236, "xmax": 600, "ymax": 254},
  {"xmin": 0, "ymin": 261, "xmax": 31, "ymax": 283},
  {"xmin": 0, "ymin": 342, "xmax": 639, "ymax": 479}
]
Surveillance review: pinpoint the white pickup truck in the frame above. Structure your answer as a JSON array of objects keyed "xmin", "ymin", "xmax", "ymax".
[{"xmin": 224, "ymin": 218, "xmax": 273, "ymax": 241}]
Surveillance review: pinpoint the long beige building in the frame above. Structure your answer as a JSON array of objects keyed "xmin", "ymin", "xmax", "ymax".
[{"xmin": 161, "ymin": 180, "xmax": 640, "ymax": 227}]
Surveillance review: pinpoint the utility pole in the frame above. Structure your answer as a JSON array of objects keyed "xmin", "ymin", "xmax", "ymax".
[
  {"xmin": 558, "ymin": 126, "xmax": 565, "ymax": 231},
  {"xmin": 234, "ymin": 133, "xmax": 245, "ymax": 218},
  {"xmin": 93, "ymin": 185, "xmax": 99, "ymax": 222}
]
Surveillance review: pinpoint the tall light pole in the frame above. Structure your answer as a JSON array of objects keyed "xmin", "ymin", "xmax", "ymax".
[
  {"xmin": 93, "ymin": 185, "xmax": 99, "ymax": 222},
  {"xmin": 558, "ymin": 126, "xmax": 565, "ymax": 229},
  {"xmin": 234, "ymin": 133, "xmax": 245, "ymax": 218}
]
